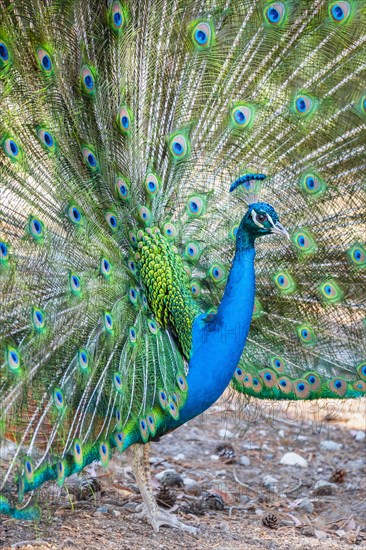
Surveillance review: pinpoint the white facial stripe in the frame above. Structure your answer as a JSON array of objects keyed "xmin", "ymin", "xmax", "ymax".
[
  {"xmin": 267, "ymin": 213, "xmax": 275, "ymax": 228},
  {"xmin": 251, "ymin": 209, "xmax": 264, "ymax": 228}
]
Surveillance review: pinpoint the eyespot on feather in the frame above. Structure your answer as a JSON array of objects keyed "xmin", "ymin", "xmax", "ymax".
[
  {"xmin": 305, "ymin": 372, "xmax": 321, "ymax": 391},
  {"xmin": 264, "ymin": 2, "xmax": 286, "ymax": 25},
  {"xmin": 0, "ymin": 39, "xmax": 11, "ymax": 68},
  {"xmin": 329, "ymin": 1, "xmax": 351, "ymax": 23},
  {"xmin": 208, "ymin": 263, "xmax": 226, "ymax": 284},
  {"xmin": 293, "ymin": 94, "xmax": 316, "ymax": 117},
  {"xmin": 117, "ymin": 105, "xmax": 132, "ymax": 133},
  {"xmin": 108, "ymin": 1, "xmax": 128, "ymax": 33},
  {"xmin": 81, "ymin": 145, "xmax": 99, "ymax": 172},
  {"xmin": 297, "ymin": 324, "xmax": 316, "ymax": 345},
  {"xmin": 145, "ymin": 173, "xmax": 160, "ymax": 196},
  {"xmin": 190, "ymin": 20, "xmax": 214, "ymax": 49},
  {"xmin": 115, "ymin": 431, "xmax": 125, "ymax": 450},
  {"xmin": 99, "ymin": 442, "xmax": 110, "ymax": 466},
  {"xmin": 277, "ymin": 376, "xmax": 293, "ymax": 394},
  {"xmin": 147, "ymin": 414, "xmax": 157, "ymax": 436},
  {"xmin": 234, "ymin": 366, "xmax": 246, "ymax": 384},
  {"xmin": 230, "ymin": 104, "xmax": 254, "ymax": 129},
  {"xmin": 73, "ymin": 440, "xmax": 83, "ymax": 465},
  {"xmin": 328, "ymin": 377, "xmax": 347, "ymax": 396},
  {"xmin": 158, "ymin": 389, "xmax": 168, "ymax": 410},
  {"xmin": 294, "ymin": 379, "xmax": 311, "ymax": 398},
  {"xmin": 190, "ymin": 280, "xmax": 202, "ymax": 297},
  {"xmin": 116, "ymin": 175, "xmax": 130, "ymax": 201},
  {"xmin": 273, "ymin": 270, "xmax": 296, "ymax": 293},
  {"xmin": 81, "ymin": 64, "xmax": 96, "ymax": 95},
  {"xmin": 356, "ymin": 362, "xmax": 366, "ymax": 381},
  {"xmin": 78, "ymin": 348, "xmax": 89, "ymax": 371},
  {"xmin": 184, "ymin": 242, "xmax": 201, "ymax": 262},
  {"xmin": 37, "ymin": 127, "xmax": 56, "ymax": 152},
  {"xmin": 28, "ymin": 216, "xmax": 44, "ymax": 242},
  {"xmin": 53, "ymin": 388, "xmax": 65, "ymax": 410},
  {"xmin": 251, "ymin": 377, "xmax": 263, "ymax": 394},
  {"xmin": 168, "ymin": 132, "xmax": 190, "ymax": 160},
  {"xmin": 32, "ymin": 307, "xmax": 46, "ymax": 333},
  {"xmin": 67, "ymin": 203, "xmax": 83, "ymax": 225},
  {"xmin": 2, "ymin": 136, "xmax": 22, "ymax": 161},
  {"xmin": 292, "ymin": 229, "xmax": 317, "ymax": 255},
  {"xmin": 187, "ymin": 195, "xmax": 205, "ymax": 217},
  {"xmin": 0, "ymin": 241, "xmax": 9, "ymax": 264},
  {"xmin": 271, "ymin": 356, "xmax": 286, "ymax": 373},
  {"xmin": 6, "ymin": 346, "xmax": 21, "ymax": 373},
  {"xmin": 299, "ymin": 172, "xmax": 326, "ymax": 196},
  {"xmin": 260, "ymin": 369, "xmax": 277, "ymax": 388},
  {"xmin": 348, "ymin": 243, "xmax": 366, "ymax": 268},
  {"xmin": 36, "ymin": 46, "xmax": 53, "ymax": 74},
  {"xmin": 319, "ymin": 278, "xmax": 343, "ymax": 304},
  {"xmin": 104, "ymin": 311, "xmax": 114, "ymax": 334}
]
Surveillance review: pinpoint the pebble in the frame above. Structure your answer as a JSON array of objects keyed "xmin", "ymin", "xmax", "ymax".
[
  {"xmin": 320, "ymin": 440, "xmax": 342, "ymax": 452},
  {"xmin": 173, "ymin": 453, "xmax": 186, "ymax": 461},
  {"xmin": 95, "ymin": 506, "xmax": 109, "ymax": 514},
  {"xmin": 210, "ymin": 454, "xmax": 220, "ymax": 461},
  {"xmin": 280, "ymin": 451, "xmax": 308, "ymax": 468},
  {"xmin": 262, "ymin": 475, "xmax": 278, "ymax": 488},
  {"xmin": 354, "ymin": 431, "xmax": 365, "ymax": 442},
  {"xmin": 183, "ymin": 476, "xmax": 202, "ymax": 496},
  {"xmin": 155, "ymin": 468, "xmax": 176, "ymax": 481},
  {"xmin": 295, "ymin": 498, "xmax": 314, "ymax": 514},
  {"xmin": 313, "ymin": 479, "xmax": 338, "ymax": 496},
  {"xmin": 219, "ymin": 428, "xmax": 234, "ymax": 439},
  {"xmin": 239, "ymin": 455, "xmax": 251, "ymax": 466},
  {"xmin": 112, "ymin": 510, "xmax": 121, "ymax": 517}
]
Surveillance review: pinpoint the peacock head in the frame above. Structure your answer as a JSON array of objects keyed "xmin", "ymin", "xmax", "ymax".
[
  {"xmin": 229, "ymin": 174, "xmax": 289, "ymax": 242},
  {"xmin": 240, "ymin": 202, "xmax": 289, "ymax": 241}
]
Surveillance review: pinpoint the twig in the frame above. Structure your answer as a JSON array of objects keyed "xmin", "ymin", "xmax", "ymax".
[{"xmin": 233, "ymin": 468, "xmax": 260, "ymax": 494}]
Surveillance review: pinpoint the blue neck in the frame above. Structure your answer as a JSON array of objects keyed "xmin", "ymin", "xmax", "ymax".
[{"xmin": 177, "ymin": 229, "xmax": 256, "ymax": 425}]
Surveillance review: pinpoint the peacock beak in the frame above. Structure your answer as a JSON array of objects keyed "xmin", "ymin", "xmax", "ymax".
[{"xmin": 271, "ymin": 222, "xmax": 290, "ymax": 240}]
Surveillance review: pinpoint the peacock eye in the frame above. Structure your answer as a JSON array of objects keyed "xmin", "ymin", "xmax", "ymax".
[{"xmin": 257, "ymin": 213, "xmax": 268, "ymax": 223}]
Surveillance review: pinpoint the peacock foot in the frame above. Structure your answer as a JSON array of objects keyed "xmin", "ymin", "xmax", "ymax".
[{"xmin": 135, "ymin": 502, "xmax": 198, "ymax": 534}]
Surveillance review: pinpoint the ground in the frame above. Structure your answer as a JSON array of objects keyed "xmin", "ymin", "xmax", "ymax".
[{"xmin": 1, "ymin": 396, "xmax": 365, "ymax": 550}]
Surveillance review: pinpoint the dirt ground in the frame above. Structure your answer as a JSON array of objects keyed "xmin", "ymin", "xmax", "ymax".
[{"xmin": 1, "ymin": 396, "xmax": 365, "ymax": 550}]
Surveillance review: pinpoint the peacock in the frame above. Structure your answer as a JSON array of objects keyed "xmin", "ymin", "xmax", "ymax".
[{"xmin": 0, "ymin": 0, "xmax": 365, "ymax": 534}]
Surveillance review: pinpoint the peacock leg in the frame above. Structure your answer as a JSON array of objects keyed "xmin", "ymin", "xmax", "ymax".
[{"xmin": 129, "ymin": 443, "xmax": 198, "ymax": 534}]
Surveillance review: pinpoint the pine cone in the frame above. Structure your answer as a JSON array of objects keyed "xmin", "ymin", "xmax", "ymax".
[
  {"xmin": 200, "ymin": 491, "xmax": 225, "ymax": 511},
  {"xmin": 216, "ymin": 443, "xmax": 236, "ymax": 463},
  {"xmin": 156, "ymin": 487, "xmax": 177, "ymax": 508},
  {"xmin": 330, "ymin": 469, "xmax": 347, "ymax": 483},
  {"xmin": 160, "ymin": 470, "xmax": 184, "ymax": 488},
  {"xmin": 262, "ymin": 513, "xmax": 278, "ymax": 530}
]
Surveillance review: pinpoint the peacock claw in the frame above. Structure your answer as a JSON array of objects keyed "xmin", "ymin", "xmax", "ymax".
[{"xmin": 136, "ymin": 503, "xmax": 198, "ymax": 534}]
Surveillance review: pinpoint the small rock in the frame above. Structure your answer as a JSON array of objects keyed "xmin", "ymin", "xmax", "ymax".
[
  {"xmin": 210, "ymin": 454, "xmax": 220, "ymax": 461},
  {"xmin": 262, "ymin": 475, "xmax": 278, "ymax": 488},
  {"xmin": 173, "ymin": 453, "xmax": 186, "ymax": 461},
  {"xmin": 239, "ymin": 456, "xmax": 251, "ymax": 466},
  {"xmin": 155, "ymin": 469, "xmax": 176, "ymax": 481},
  {"xmin": 278, "ymin": 429, "xmax": 285, "ymax": 438},
  {"xmin": 295, "ymin": 498, "xmax": 314, "ymax": 514},
  {"xmin": 95, "ymin": 506, "xmax": 109, "ymax": 514},
  {"xmin": 320, "ymin": 440, "xmax": 342, "ymax": 452},
  {"xmin": 280, "ymin": 452, "xmax": 308, "ymax": 468},
  {"xmin": 112, "ymin": 510, "xmax": 121, "ymax": 517},
  {"xmin": 354, "ymin": 431, "xmax": 365, "ymax": 442},
  {"xmin": 183, "ymin": 476, "xmax": 201, "ymax": 496},
  {"xmin": 219, "ymin": 428, "xmax": 234, "ymax": 439},
  {"xmin": 313, "ymin": 479, "xmax": 338, "ymax": 496},
  {"xmin": 158, "ymin": 470, "xmax": 183, "ymax": 488},
  {"xmin": 122, "ymin": 501, "xmax": 139, "ymax": 512}
]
